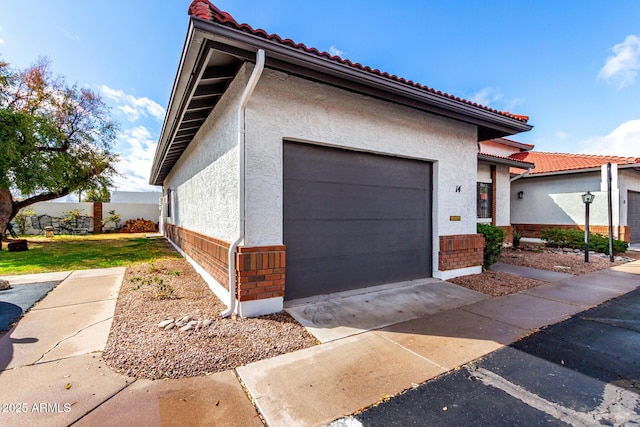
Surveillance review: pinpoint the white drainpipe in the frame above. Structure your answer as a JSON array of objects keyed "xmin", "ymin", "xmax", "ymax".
[
  {"xmin": 221, "ymin": 49, "xmax": 266, "ymax": 317},
  {"xmin": 510, "ymin": 167, "xmax": 532, "ymax": 182}
]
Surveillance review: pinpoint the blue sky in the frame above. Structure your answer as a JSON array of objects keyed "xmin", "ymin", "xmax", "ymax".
[{"xmin": 1, "ymin": 1, "xmax": 639, "ymax": 191}]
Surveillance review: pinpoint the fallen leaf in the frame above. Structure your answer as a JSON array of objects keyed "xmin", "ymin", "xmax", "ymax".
[
  {"xmin": 65, "ymin": 383, "xmax": 72, "ymax": 390},
  {"xmin": 215, "ymin": 400, "xmax": 220, "ymax": 406}
]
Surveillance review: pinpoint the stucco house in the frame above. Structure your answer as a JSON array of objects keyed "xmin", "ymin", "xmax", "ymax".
[
  {"xmin": 477, "ymin": 138, "xmax": 535, "ymax": 243},
  {"xmin": 150, "ymin": 1, "xmax": 532, "ymax": 316},
  {"xmin": 508, "ymin": 151, "xmax": 640, "ymax": 244}
]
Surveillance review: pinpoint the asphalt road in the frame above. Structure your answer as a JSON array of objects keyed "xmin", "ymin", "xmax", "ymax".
[
  {"xmin": 333, "ymin": 287, "xmax": 640, "ymax": 426},
  {"xmin": 0, "ymin": 281, "xmax": 61, "ymax": 333}
]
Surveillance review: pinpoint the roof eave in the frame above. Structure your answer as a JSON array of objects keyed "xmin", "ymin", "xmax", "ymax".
[
  {"xmin": 478, "ymin": 153, "xmax": 534, "ymax": 169},
  {"xmin": 150, "ymin": 17, "xmax": 534, "ymax": 186},
  {"xmin": 189, "ymin": 18, "xmax": 533, "ymax": 136}
]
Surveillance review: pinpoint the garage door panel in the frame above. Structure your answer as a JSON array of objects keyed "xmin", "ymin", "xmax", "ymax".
[
  {"xmin": 283, "ymin": 142, "xmax": 432, "ymax": 300},
  {"xmin": 285, "ymin": 219, "xmax": 429, "ymax": 259},
  {"xmin": 284, "ymin": 143, "xmax": 428, "ymax": 189},
  {"xmin": 283, "ymin": 181, "xmax": 427, "ymax": 220},
  {"xmin": 286, "ymin": 249, "xmax": 432, "ymax": 300}
]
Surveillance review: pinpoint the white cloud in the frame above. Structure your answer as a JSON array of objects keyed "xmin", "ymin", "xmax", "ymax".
[
  {"xmin": 469, "ymin": 88, "xmax": 502, "ymax": 106},
  {"xmin": 598, "ymin": 35, "xmax": 640, "ymax": 89},
  {"xmin": 578, "ymin": 119, "xmax": 640, "ymax": 157},
  {"xmin": 57, "ymin": 26, "xmax": 79, "ymax": 41},
  {"xmin": 0, "ymin": 38, "xmax": 4, "ymax": 45},
  {"xmin": 468, "ymin": 87, "xmax": 522, "ymax": 112},
  {"xmin": 556, "ymin": 131, "xmax": 569, "ymax": 140},
  {"xmin": 100, "ymin": 85, "xmax": 165, "ymax": 122},
  {"xmin": 112, "ymin": 126, "xmax": 159, "ymax": 191},
  {"xmin": 329, "ymin": 45, "xmax": 345, "ymax": 57}
]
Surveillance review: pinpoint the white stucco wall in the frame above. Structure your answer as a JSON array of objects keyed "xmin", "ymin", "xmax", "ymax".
[
  {"xmin": 511, "ymin": 172, "xmax": 619, "ymax": 227},
  {"xmin": 111, "ymin": 191, "xmax": 161, "ymax": 204},
  {"xmin": 619, "ymin": 169, "xmax": 640, "ymax": 226},
  {"xmin": 243, "ymin": 67, "xmax": 479, "ymax": 276},
  {"xmin": 495, "ymin": 165, "xmax": 511, "ymax": 227},
  {"xmin": 162, "ymin": 65, "xmax": 250, "ymax": 242}
]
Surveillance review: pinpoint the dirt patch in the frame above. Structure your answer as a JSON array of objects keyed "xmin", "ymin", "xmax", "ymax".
[
  {"xmin": 103, "ymin": 259, "xmax": 317, "ymax": 380},
  {"xmin": 449, "ymin": 248, "xmax": 634, "ymax": 297},
  {"xmin": 448, "ymin": 271, "xmax": 544, "ymax": 297},
  {"xmin": 500, "ymin": 248, "xmax": 628, "ymax": 275}
]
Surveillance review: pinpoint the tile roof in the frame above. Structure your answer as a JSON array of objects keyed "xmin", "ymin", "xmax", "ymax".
[
  {"xmin": 187, "ymin": 1, "xmax": 529, "ymax": 124},
  {"xmin": 478, "ymin": 152, "xmax": 535, "ymax": 168},
  {"xmin": 510, "ymin": 152, "xmax": 640, "ymax": 175}
]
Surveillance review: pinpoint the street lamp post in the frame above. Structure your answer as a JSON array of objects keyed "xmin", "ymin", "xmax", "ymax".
[{"xmin": 582, "ymin": 191, "xmax": 595, "ymax": 262}]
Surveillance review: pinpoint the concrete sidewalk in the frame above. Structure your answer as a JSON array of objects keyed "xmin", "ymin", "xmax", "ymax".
[
  {"xmin": 238, "ymin": 260, "xmax": 640, "ymax": 426},
  {"xmin": 1, "ymin": 261, "xmax": 639, "ymax": 427},
  {"xmin": 0, "ymin": 268, "xmax": 262, "ymax": 427}
]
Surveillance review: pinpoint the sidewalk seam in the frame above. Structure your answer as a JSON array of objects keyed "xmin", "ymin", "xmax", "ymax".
[
  {"xmin": 33, "ymin": 316, "xmax": 113, "ymax": 365},
  {"xmin": 68, "ymin": 378, "xmax": 138, "ymax": 426},
  {"xmin": 31, "ymin": 297, "xmax": 118, "ymax": 312}
]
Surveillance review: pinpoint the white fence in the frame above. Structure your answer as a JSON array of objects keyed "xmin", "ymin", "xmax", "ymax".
[{"xmin": 22, "ymin": 201, "xmax": 160, "ymax": 234}]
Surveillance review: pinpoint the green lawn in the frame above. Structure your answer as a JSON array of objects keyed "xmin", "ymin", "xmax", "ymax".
[{"xmin": 0, "ymin": 234, "xmax": 182, "ymax": 275}]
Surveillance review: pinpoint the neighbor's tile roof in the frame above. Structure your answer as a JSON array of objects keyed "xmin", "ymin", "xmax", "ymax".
[
  {"xmin": 187, "ymin": 1, "xmax": 529, "ymax": 124},
  {"xmin": 510, "ymin": 152, "xmax": 640, "ymax": 175},
  {"xmin": 478, "ymin": 152, "xmax": 535, "ymax": 167}
]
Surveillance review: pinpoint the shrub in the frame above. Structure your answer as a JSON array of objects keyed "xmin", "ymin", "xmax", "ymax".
[
  {"xmin": 13, "ymin": 208, "xmax": 35, "ymax": 235},
  {"xmin": 477, "ymin": 223, "xmax": 505, "ymax": 269},
  {"xmin": 541, "ymin": 228, "xmax": 628, "ymax": 255},
  {"xmin": 512, "ymin": 228, "xmax": 524, "ymax": 249}
]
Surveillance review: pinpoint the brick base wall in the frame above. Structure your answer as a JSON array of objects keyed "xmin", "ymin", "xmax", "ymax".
[
  {"xmin": 236, "ymin": 246, "xmax": 286, "ymax": 302},
  {"xmin": 512, "ymin": 224, "xmax": 631, "ymax": 242},
  {"xmin": 164, "ymin": 224, "xmax": 286, "ymax": 302},
  {"xmin": 164, "ymin": 224, "xmax": 230, "ymax": 289},
  {"xmin": 438, "ymin": 234, "xmax": 485, "ymax": 271}
]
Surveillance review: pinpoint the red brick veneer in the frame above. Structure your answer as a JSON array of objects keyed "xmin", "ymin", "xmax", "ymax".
[
  {"xmin": 438, "ymin": 234, "xmax": 485, "ymax": 271},
  {"xmin": 236, "ymin": 246, "xmax": 286, "ymax": 302},
  {"xmin": 164, "ymin": 223, "xmax": 230, "ymax": 289},
  {"xmin": 164, "ymin": 224, "xmax": 286, "ymax": 301}
]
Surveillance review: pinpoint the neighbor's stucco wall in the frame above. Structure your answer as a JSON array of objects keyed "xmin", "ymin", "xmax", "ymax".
[
  {"xmin": 619, "ymin": 169, "xmax": 640, "ymax": 226},
  {"xmin": 162, "ymin": 65, "xmax": 250, "ymax": 242},
  {"xmin": 243, "ymin": 67, "xmax": 479, "ymax": 272},
  {"xmin": 511, "ymin": 172, "xmax": 618, "ymax": 226}
]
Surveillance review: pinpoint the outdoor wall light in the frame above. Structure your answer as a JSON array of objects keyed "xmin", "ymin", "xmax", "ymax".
[
  {"xmin": 582, "ymin": 191, "xmax": 595, "ymax": 262},
  {"xmin": 517, "ymin": 191, "xmax": 524, "ymax": 199}
]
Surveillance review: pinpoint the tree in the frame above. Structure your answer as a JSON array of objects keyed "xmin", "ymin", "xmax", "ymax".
[
  {"xmin": 0, "ymin": 58, "xmax": 118, "ymax": 247},
  {"xmin": 83, "ymin": 187, "xmax": 111, "ymax": 202}
]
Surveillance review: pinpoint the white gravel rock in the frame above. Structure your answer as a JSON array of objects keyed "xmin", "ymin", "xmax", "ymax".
[
  {"xmin": 180, "ymin": 323, "xmax": 195, "ymax": 332},
  {"xmin": 203, "ymin": 319, "xmax": 212, "ymax": 327},
  {"xmin": 158, "ymin": 319, "xmax": 174, "ymax": 328},
  {"xmin": 164, "ymin": 323, "xmax": 176, "ymax": 330}
]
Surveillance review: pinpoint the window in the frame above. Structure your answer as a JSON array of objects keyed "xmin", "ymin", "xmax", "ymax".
[
  {"xmin": 166, "ymin": 189, "xmax": 172, "ymax": 218},
  {"xmin": 477, "ymin": 182, "xmax": 493, "ymax": 219}
]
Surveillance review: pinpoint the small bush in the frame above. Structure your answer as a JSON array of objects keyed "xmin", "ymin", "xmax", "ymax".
[
  {"xmin": 541, "ymin": 228, "xmax": 628, "ymax": 255},
  {"xmin": 512, "ymin": 228, "xmax": 524, "ymax": 249},
  {"xmin": 477, "ymin": 223, "xmax": 505, "ymax": 269}
]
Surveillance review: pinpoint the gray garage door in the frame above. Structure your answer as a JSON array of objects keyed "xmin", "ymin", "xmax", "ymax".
[
  {"xmin": 630, "ymin": 191, "xmax": 640, "ymax": 244},
  {"xmin": 283, "ymin": 142, "xmax": 432, "ymax": 300}
]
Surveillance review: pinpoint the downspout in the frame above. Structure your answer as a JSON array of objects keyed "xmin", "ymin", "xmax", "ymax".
[
  {"xmin": 221, "ymin": 49, "xmax": 266, "ymax": 317},
  {"xmin": 510, "ymin": 167, "xmax": 531, "ymax": 182}
]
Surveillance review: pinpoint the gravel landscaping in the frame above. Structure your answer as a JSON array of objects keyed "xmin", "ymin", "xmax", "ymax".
[
  {"xmin": 449, "ymin": 246, "xmax": 636, "ymax": 296},
  {"xmin": 103, "ymin": 259, "xmax": 317, "ymax": 380},
  {"xmin": 104, "ymin": 246, "xmax": 638, "ymax": 380}
]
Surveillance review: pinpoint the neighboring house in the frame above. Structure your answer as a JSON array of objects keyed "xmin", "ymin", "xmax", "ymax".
[
  {"xmin": 477, "ymin": 138, "xmax": 535, "ymax": 243},
  {"xmin": 111, "ymin": 191, "xmax": 161, "ymax": 204},
  {"xmin": 149, "ymin": 1, "xmax": 532, "ymax": 316},
  {"xmin": 509, "ymin": 152, "xmax": 640, "ymax": 244}
]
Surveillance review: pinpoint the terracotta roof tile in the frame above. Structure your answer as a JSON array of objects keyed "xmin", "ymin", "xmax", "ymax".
[
  {"xmin": 479, "ymin": 152, "xmax": 534, "ymax": 167},
  {"xmin": 510, "ymin": 152, "xmax": 640, "ymax": 175},
  {"xmin": 187, "ymin": 1, "xmax": 529, "ymax": 123}
]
